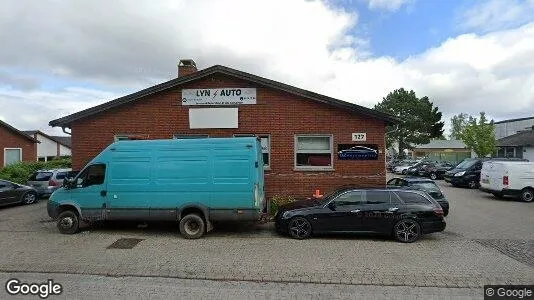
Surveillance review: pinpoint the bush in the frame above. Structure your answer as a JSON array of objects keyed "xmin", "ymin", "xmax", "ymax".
[
  {"xmin": 269, "ymin": 194, "xmax": 296, "ymax": 216},
  {"xmin": 0, "ymin": 158, "xmax": 72, "ymax": 184}
]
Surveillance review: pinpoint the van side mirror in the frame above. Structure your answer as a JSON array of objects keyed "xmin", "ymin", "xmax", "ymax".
[{"xmin": 63, "ymin": 178, "xmax": 74, "ymax": 188}]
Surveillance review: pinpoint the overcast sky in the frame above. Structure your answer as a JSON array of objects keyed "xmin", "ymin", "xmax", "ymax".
[{"xmin": 0, "ymin": 0, "xmax": 533, "ymax": 136}]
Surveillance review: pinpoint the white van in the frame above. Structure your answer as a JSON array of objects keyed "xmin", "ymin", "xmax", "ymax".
[{"xmin": 479, "ymin": 161, "xmax": 534, "ymax": 202}]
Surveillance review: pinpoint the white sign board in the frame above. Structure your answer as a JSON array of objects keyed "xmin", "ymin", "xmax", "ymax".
[
  {"xmin": 189, "ymin": 108, "xmax": 238, "ymax": 129},
  {"xmin": 182, "ymin": 88, "xmax": 256, "ymax": 106},
  {"xmin": 352, "ymin": 133, "xmax": 367, "ymax": 142}
]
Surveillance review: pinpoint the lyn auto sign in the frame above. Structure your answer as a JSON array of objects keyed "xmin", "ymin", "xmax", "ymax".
[{"xmin": 182, "ymin": 88, "xmax": 256, "ymax": 105}]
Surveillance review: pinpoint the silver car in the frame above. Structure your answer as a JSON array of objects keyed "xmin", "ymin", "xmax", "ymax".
[{"xmin": 26, "ymin": 168, "xmax": 72, "ymax": 197}]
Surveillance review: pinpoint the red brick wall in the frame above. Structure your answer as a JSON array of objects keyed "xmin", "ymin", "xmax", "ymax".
[
  {"xmin": 71, "ymin": 73, "xmax": 387, "ymax": 199},
  {"xmin": 0, "ymin": 126, "xmax": 37, "ymax": 166}
]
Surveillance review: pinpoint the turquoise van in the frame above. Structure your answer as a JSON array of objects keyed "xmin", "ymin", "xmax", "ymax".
[{"xmin": 47, "ymin": 137, "xmax": 265, "ymax": 239}]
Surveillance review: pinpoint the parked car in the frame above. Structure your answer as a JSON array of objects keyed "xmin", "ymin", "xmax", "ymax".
[
  {"xmin": 387, "ymin": 177, "xmax": 450, "ymax": 216},
  {"xmin": 47, "ymin": 137, "xmax": 266, "ymax": 239},
  {"xmin": 394, "ymin": 161, "xmax": 419, "ymax": 175},
  {"xmin": 418, "ymin": 162, "xmax": 455, "ymax": 180},
  {"xmin": 275, "ymin": 187, "xmax": 445, "ymax": 243},
  {"xmin": 27, "ymin": 168, "xmax": 72, "ymax": 197},
  {"xmin": 338, "ymin": 146, "xmax": 378, "ymax": 160},
  {"xmin": 387, "ymin": 159, "xmax": 403, "ymax": 172},
  {"xmin": 0, "ymin": 179, "xmax": 39, "ymax": 207},
  {"xmin": 405, "ymin": 161, "xmax": 434, "ymax": 176},
  {"xmin": 479, "ymin": 161, "xmax": 534, "ymax": 202},
  {"xmin": 444, "ymin": 158, "xmax": 528, "ymax": 189}
]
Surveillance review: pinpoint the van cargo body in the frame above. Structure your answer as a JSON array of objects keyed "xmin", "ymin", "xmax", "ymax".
[
  {"xmin": 47, "ymin": 137, "xmax": 266, "ymax": 238},
  {"xmin": 479, "ymin": 161, "xmax": 534, "ymax": 202}
]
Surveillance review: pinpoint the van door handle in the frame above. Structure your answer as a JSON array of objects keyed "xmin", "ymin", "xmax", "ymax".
[
  {"xmin": 388, "ymin": 207, "xmax": 399, "ymax": 212},
  {"xmin": 100, "ymin": 190, "xmax": 107, "ymax": 197},
  {"xmin": 350, "ymin": 209, "xmax": 361, "ymax": 213}
]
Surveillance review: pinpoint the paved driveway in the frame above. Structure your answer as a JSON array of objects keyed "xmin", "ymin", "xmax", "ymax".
[{"xmin": 0, "ymin": 179, "xmax": 532, "ymax": 296}]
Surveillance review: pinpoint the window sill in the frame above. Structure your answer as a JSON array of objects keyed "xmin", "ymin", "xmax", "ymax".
[{"xmin": 293, "ymin": 167, "xmax": 335, "ymax": 172}]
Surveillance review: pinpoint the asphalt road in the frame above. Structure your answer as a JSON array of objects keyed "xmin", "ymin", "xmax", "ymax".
[{"xmin": 0, "ymin": 177, "xmax": 532, "ymax": 299}]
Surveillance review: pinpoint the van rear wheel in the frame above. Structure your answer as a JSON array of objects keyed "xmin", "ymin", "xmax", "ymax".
[
  {"xmin": 521, "ymin": 188, "xmax": 534, "ymax": 203},
  {"xmin": 179, "ymin": 214, "xmax": 205, "ymax": 239}
]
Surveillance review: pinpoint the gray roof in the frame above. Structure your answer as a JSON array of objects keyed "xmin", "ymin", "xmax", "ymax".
[
  {"xmin": 498, "ymin": 129, "xmax": 534, "ymax": 146},
  {"xmin": 49, "ymin": 64, "xmax": 399, "ymax": 128},
  {"xmin": 22, "ymin": 130, "xmax": 38, "ymax": 136},
  {"xmin": 51, "ymin": 136, "xmax": 71, "ymax": 148},
  {"xmin": 414, "ymin": 140, "xmax": 468, "ymax": 149},
  {"xmin": 494, "ymin": 116, "xmax": 534, "ymax": 124},
  {"xmin": 22, "ymin": 130, "xmax": 71, "ymax": 148}
]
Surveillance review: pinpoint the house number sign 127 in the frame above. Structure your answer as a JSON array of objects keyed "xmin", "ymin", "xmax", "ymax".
[{"xmin": 352, "ymin": 133, "xmax": 367, "ymax": 142}]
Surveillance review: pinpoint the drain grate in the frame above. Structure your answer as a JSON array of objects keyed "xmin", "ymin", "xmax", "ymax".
[
  {"xmin": 475, "ymin": 239, "xmax": 534, "ymax": 268},
  {"xmin": 107, "ymin": 238, "xmax": 144, "ymax": 249}
]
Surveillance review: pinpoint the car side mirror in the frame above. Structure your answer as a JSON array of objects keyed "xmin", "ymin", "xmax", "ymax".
[
  {"xmin": 12, "ymin": 184, "xmax": 20, "ymax": 189},
  {"xmin": 327, "ymin": 202, "xmax": 336, "ymax": 210}
]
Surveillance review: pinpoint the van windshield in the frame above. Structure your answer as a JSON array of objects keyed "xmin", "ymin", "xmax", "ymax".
[{"xmin": 455, "ymin": 159, "xmax": 477, "ymax": 169}]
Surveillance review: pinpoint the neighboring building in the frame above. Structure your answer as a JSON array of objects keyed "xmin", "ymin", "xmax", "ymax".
[
  {"xmin": 49, "ymin": 59, "xmax": 397, "ymax": 198},
  {"xmin": 22, "ymin": 131, "xmax": 72, "ymax": 161},
  {"xmin": 496, "ymin": 127, "xmax": 534, "ymax": 161},
  {"xmin": 0, "ymin": 120, "xmax": 39, "ymax": 167},
  {"xmin": 495, "ymin": 116, "xmax": 534, "ymax": 139},
  {"xmin": 412, "ymin": 140, "xmax": 473, "ymax": 164}
]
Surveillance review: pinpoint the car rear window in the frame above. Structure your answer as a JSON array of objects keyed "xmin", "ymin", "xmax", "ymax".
[
  {"xmin": 55, "ymin": 172, "xmax": 67, "ymax": 180},
  {"xmin": 29, "ymin": 172, "xmax": 53, "ymax": 181},
  {"xmin": 396, "ymin": 191, "xmax": 431, "ymax": 204}
]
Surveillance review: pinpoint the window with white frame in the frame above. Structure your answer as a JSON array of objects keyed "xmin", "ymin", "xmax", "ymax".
[
  {"xmin": 234, "ymin": 134, "xmax": 271, "ymax": 169},
  {"xmin": 173, "ymin": 134, "xmax": 209, "ymax": 139},
  {"xmin": 4, "ymin": 148, "xmax": 22, "ymax": 166},
  {"xmin": 295, "ymin": 135, "xmax": 333, "ymax": 170}
]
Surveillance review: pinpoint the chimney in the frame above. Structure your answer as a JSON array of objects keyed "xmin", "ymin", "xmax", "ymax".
[{"xmin": 178, "ymin": 59, "xmax": 197, "ymax": 77}]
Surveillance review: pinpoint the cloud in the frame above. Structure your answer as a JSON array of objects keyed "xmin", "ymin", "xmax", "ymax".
[
  {"xmin": 458, "ymin": 0, "xmax": 534, "ymax": 32},
  {"xmin": 0, "ymin": 0, "xmax": 533, "ymax": 136}
]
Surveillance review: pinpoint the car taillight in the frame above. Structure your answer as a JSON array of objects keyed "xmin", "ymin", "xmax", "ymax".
[
  {"xmin": 433, "ymin": 208, "xmax": 444, "ymax": 218},
  {"xmin": 503, "ymin": 176, "xmax": 509, "ymax": 186},
  {"xmin": 48, "ymin": 179, "xmax": 58, "ymax": 187}
]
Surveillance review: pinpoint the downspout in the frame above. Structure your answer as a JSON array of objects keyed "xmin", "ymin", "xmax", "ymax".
[{"xmin": 62, "ymin": 127, "xmax": 71, "ymax": 135}]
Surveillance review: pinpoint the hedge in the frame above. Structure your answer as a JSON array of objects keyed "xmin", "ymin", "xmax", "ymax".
[{"xmin": 0, "ymin": 158, "xmax": 72, "ymax": 184}]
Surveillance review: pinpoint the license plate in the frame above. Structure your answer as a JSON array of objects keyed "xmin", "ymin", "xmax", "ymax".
[{"xmin": 482, "ymin": 179, "xmax": 489, "ymax": 184}]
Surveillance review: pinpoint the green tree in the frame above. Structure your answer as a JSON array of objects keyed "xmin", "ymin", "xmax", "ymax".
[
  {"xmin": 449, "ymin": 113, "xmax": 469, "ymax": 140},
  {"xmin": 458, "ymin": 112, "xmax": 496, "ymax": 157},
  {"xmin": 374, "ymin": 88, "xmax": 444, "ymax": 153}
]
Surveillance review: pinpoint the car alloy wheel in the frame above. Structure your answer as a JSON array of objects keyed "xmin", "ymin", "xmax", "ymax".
[
  {"xmin": 429, "ymin": 173, "xmax": 437, "ymax": 180},
  {"xmin": 394, "ymin": 219, "xmax": 421, "ymax": 243},
  {"xmin": 22, "ymin": 192, "xmax": 37, "ymax": 204},
  {"xmin": 521, "ymin": 188, "xmax": 534, "ymax": 203},
  {"xmin": 288, "ymin": 217, "xmax": 312, "ymax": 239}
]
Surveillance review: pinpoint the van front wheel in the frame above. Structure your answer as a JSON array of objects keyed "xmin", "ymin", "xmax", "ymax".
[
  {"xmin": 179, "ymin": 214, "xmax": 205, "ymax": 239},
  {"xmin": 57, "ymin": 211, "xmax": 79, "ymax": 234}
]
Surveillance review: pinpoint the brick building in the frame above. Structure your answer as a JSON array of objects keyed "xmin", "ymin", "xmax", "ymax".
[
  {"xmin": 0, "ymin": 120, "xmax": 38, "ymax": 167},
  {"xmin": 49, "ymin": 59, "xmax": 396, "ymax": 198}
]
